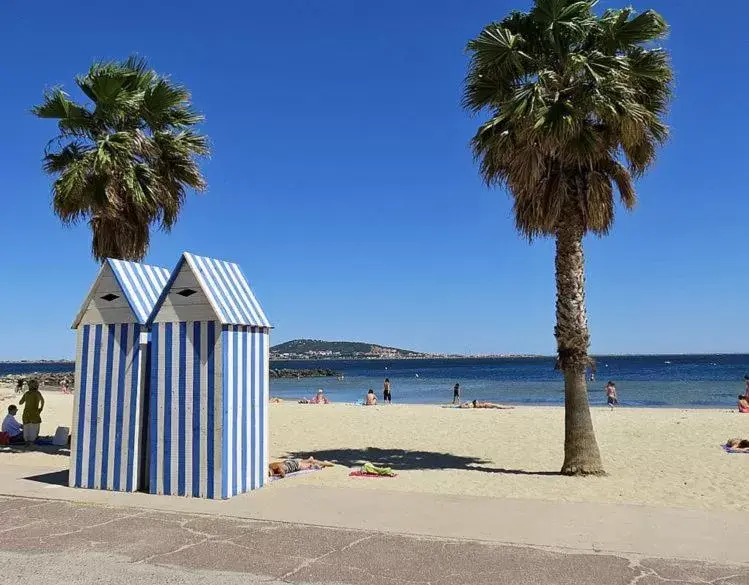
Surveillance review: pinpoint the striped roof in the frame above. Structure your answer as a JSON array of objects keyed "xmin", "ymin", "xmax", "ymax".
[
  {"xmin": 152, "ymin": 252, "xmax": 271, "ymax": 328},
  {"xmin": 107, "ymin": 259, "xmax": 171, "ymax": 324},
  {"xmin": 72, "ymin": 259, "xmax": 171, "ymax": 328}
]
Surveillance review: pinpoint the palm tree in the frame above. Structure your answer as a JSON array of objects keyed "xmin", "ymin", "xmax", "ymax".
[
  {"xmin": 33, "ymin": 57, "xmax": 209, "ymax": 262},
  {"xmin": 463, "ymin": 0, "xmax": 672, "ymax": 475}
]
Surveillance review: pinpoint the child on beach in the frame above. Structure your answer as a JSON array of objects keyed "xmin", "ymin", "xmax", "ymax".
[
  {"xmin": 365, "ymin": 389, "xmax": 378, "ymax": 405},
  {"xmin": 453, "ymin": 383, "xmax": 461, "ymax": 404},
  {"xmin": 383, "ymin": 378, "xmax": 392, "ymax": 404},
  {"xmin": 605, "ymin": 381, "xmax": 618, "ymax": 410},
  {"xmin": 738, "ymin": 395, "xmax": 749, "ymax": 413}
]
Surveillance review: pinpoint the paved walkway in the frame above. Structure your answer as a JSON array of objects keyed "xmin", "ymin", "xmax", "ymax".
[
  {"xmin": 1, "ymin": 496, "xmax": 748, "ymax": 585},
  {"xmin": 2, "ymin": 463, "xmax": 749, "ymax": 583}
]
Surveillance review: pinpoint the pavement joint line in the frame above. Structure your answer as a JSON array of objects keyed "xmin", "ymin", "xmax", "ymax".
[
  {"xmin": 278, "ymin": 533, "xmax": 377, "ymax": 581},
  {"xmin": 134, "ymin": 535, "xmax": 214, "ymax": 565}
]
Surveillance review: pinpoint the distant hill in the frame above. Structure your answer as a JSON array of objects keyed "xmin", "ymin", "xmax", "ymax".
[{"xmin": 270, "ymin": 339, "xmax": 425, "ymax": 359}]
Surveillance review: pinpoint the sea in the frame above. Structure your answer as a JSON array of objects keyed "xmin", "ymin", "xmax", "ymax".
[{"xmin": 4, "ymin": 355, "xmax": 749, "ymax": 408}]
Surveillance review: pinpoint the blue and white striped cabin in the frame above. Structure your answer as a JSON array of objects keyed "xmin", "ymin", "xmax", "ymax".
[
  {"xmin": 70, "ymin": 259, "xmax": 170, "ymax": 492},
  {"xmin": 148, "ymin": 252, "xmax": 271, "ymax": 499}
]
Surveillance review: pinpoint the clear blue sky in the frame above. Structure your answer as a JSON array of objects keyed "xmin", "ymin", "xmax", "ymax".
[{"xmin": 1, "ymin": 1, "xmax": 747, "ymax": 359}]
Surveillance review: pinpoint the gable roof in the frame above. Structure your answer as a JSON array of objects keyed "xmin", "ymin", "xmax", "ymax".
[
  {"xmin": 72, "ymin": 259, "xmax": 171, "ymax": 328},
  {"xmin": 150, "ymin": 252, "xmax": 271, "ymax": 328}
]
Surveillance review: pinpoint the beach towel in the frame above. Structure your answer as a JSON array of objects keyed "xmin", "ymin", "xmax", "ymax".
[
  {"xmin": 34, "ymin": 437, "xmax": 54, "ymax": 445},
  {"xmin": 723, "ymin": 444, "xmax": 749, "ymax": 454},
  {"xmin": 349, "ymin": 462, "xmax": 397, "ymax": 478},
  {"xmin": 269, "ymin": 468, "xmax": 324, "ymax": 482}
]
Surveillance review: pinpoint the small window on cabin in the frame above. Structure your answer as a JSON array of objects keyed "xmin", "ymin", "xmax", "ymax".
[
  {"xmin": 177, "ymin": 289, "xmax": 197, "ymax": 297},
  {"xmin": 101, "ymin": 293, "xmax": 119, "ymax": 302}
]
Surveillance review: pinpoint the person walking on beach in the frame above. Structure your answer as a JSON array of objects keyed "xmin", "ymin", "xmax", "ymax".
[
  {"xmin": 383, "ymin": 378, "xmax": 392, "ymax": 404},
  {"xmin": 605, "ymin": 381, "xmax": 618, "ymax": 410},
  {"xmin": 452, "ymin": 383, "xmax": 461, "ymax": 404},
  {"xmin": 19, "ymin": 380, "xmax": 44, "ymax": 444}
]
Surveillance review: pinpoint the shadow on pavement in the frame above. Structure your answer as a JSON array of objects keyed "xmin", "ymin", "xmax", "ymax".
[
  {"xmin": 286, "ymin": 447, "xmax": 559, "ymax": 476},
  {"xmin": 23, "ymin": 470, "xmax": 69, "ymax": 486}
]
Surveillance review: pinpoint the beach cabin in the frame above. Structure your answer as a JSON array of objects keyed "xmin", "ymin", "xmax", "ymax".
[
  {"xmin": 70, "ymin": 259, "xmax": 171, "ymax": 492},
  {"xmin": 147, "ymin": 252, "xmax": 271, "ymax": 499}
]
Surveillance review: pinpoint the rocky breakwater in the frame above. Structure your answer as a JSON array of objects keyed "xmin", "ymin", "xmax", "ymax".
[
  {"xmin": 270, "ymin": 368, "xmax": 341, "ymax": 379},
  {"xmin": 0, "ymin": 371, "xmax": 75, "ymax": 389}
]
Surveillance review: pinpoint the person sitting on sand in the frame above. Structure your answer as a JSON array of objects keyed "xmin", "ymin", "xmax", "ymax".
[
  {"xmin": 299, "ymin": 389, "xmax": 330, "ymax": 404},
  {"xmin": 268, "ymin": 456, "xmax": 334, "ymax": 478},
  {"xmin": 726, "ymin": 438, "xmax": 749, "ymax": 451},
  {"xmin": 1, "ymin": 405, "xmax": 24, "ymax": 444},
  {"xmin": 19, "ymin": 380, "xmax": 44, "ymax": 444},
  {"xmin": 270, "ymin": 397, "xmax": 284, "ymax": 404},
  {"xmin": 738, "ymin": 396, "xmax": 749, "ymax": 413},
  {"xmin": 365, "ymin": 389, "xmax": 378, "ymax": 405}
]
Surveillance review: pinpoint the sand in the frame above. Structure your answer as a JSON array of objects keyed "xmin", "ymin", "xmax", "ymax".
[{"xmin": 2, "ymin": 384, "xmax": 748, "ymax": 511}]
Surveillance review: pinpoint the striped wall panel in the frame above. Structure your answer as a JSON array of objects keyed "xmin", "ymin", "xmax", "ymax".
[
  {"xmin": 222, "ymin": 325, "xmax": 269, "ymax": 498},
  {"xmin": 69, "ymin": 324, "xmax": 144, "ymax": 491},
  {"xmin": 149, "ymin": 321, "xmax": 223, "ymax": 498}
]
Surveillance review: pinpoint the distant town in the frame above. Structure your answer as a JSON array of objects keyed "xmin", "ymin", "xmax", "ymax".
[{"xmin": 269, "ymin": 339, "xmax": 538, "ymax": 361}]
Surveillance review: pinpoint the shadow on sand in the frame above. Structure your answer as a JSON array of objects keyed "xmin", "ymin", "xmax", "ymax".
[
  {"xmin": 286, "ymin": 447, "xmax": 559, "ymax": 476},
  {"xmin": 23, "ymin": 470, "xmax": 69, "ymax": 486}
]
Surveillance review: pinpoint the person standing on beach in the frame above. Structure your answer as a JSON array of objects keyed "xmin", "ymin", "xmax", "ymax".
[
  {"xmin": 383, "ymin": 378, "xmax": 392, "ymax": 404},
  {"xmin": 605, "ymin": 381, "xmax": 618, "ymax": 410},
  {"xmin": 453, "ymin": 383, "xmax": 461, "ymax": 404},
  {"xmin": 743, "ymin": 375, "xmax": 749, "ymax": 398},
  {"xmin": 19, "ymin": 380, "xmax": 44, "ymax": 444}
]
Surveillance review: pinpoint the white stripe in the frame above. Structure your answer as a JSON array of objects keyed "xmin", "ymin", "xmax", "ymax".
[
  {"xmin": 213, "ymin": 260, "xmax": 254, "ymax": 324},
  {"xmin": 199, "ymin": 322, "xmax": 209, "ymax": 498},
  {"xmin": 131, "ymin": 329, "xmax": 143, "ymax": 491},
  {"xmin": 262, "ymin": 330, "xmax": 270, "ymax": 487},
  {"xmin": 228, "ymin": 263, "xmax": 270, "ymax": 327},
  {"xmin": 119, "ymin": 326, "xmax": 133, "ymax": 490},
  {"xmin": 185, "ymin": 322, "xmax": 194, "ymax": 497},
  {"xmin": 236, "ymin": 328, "xmax": 244, "ymax": 494},
  {"xmin": 94, "ymin": 326, "xmax": 109, "ymax": 489},
  {"xmin": 156, "ymin": 324, "xmax": 165, "ymax": 494},
  {"xmin": 189, "ymin": 255, "xmax": 229, "ymax": 322},
  {"xmin": 107, "ymin": 324, "xmax": 121, "ymax": 490},
  {"xmin": 226, "ymin": 326, "xmax": 234, "ymax": 495},
  {"xmin": 70, "ymin": 328, "xmax": 85, "ymax": 486},
  {"xmin": 253, "ymin": 329, "xmax": 261, "ymax": 490},
  {"xmin": 213, "ymin": 327, "xmax": 223, "ymax": 498},
  {"xmin": 170, "ymin": 323, "xmax": 180, "ymax": 496}
]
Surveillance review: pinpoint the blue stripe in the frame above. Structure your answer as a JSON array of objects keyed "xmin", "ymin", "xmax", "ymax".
[
  {"xmin": 241, "ymin": 326, "xmax": 248, "ymax": 493},
  {"xmin": 87, "ymin": 325, "xmax": 103, "ymax": 487},
  {"xmin": 207, "ymin": 321, "xmax": 216, "ymax": 499},
  {"xmin": 127, "ymin": 324, "xmax": 141, "ymax": 491},
  {"xmin": 163, "ymin": 322, "xmax": 173, "ymax": 495},
  {"xmin": 249, "ymin": 329, "xmax": 256, "ymax": 491},
  {"xmin": 233, "ymin": 327, "xmax": 239, "ymax": 496},
  {"xmin": 100, "ymin": 324, "xmax": 115, "ymax": 488},
  {"xmin": 192, "ymin": 321, "xmax": 201, "ymax": 497},
  {"xmin": 75, "ymin": 325, "xmax": 90, "ymax": 488},
  {"xmin": 259, "ymin": 330, "xmax": 266, "ymax": 488},
  {"xmin": 149, "ymin": 324, "xmax": 159, "ymax": 494},
  {"xmin": 178, "ymin": 322, "xmax": 187, "ymax": 496},
  {"xmin": 113, "ymin": 324, "xmax": 128, "ymax": 490},
  {"xmin": 221, "ymin": 325, "xmax": 229, "ymax": 499}
]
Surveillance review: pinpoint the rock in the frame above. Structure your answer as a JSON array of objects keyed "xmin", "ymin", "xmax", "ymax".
[{"xmin": 269, "ymin": 368, "xmax": 341, "ymax": 379}]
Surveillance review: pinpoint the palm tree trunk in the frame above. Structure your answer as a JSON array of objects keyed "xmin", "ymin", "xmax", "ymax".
[{"xmin": 555, "ymin": 207, "xmax": 604, "ymax": 476}]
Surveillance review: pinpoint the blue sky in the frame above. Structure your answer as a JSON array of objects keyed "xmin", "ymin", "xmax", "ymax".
[{"xmin": 1, "ymin": 1, "xmax": 747, "ymax": 359}]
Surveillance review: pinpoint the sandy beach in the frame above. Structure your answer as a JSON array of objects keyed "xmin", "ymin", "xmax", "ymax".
[{"xmin": 2, "ymin": 384, "xmax": 748, "ymax": 511}]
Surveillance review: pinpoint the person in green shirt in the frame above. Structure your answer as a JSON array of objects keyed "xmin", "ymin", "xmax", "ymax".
[{"xmin": 19, "ymin": 379, "xmax": 44, "ymax": 444}]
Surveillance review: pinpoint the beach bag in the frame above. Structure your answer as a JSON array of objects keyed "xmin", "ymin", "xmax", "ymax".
[{"xmin": 53, "ymin": 427, "xmax": 70, "ymax": 446}]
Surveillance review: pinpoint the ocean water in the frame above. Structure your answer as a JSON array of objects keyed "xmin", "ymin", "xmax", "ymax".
[
  {"xmin": 270, "ymin": 355, "xmax": 749, "ymax": 408},
  {"xmin": 4, "ymin": 355, "xmax": 749, "ymax": 408}
]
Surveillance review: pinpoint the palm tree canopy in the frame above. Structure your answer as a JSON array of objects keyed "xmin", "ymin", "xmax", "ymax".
[
  {"xmin": 463, "ymin": 0, "xmax": 672, "ymax": 239},
  {"xmin": 33, "ymin": 57, "xmax": 209, "ymax": 261}
]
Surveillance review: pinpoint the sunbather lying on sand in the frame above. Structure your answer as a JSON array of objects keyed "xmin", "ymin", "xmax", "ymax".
[
  {"xmin": 268, "ymin": 456, "xmax": 335, "ymax": 478},
  {"xmin": 726, "ymin": 438, "xmax": 749, "ymax": 451},
  {"xmin": 270, "ymin": 397, "xmax": 284, "ymax": 403},
  {"xmin": 459, "ymin": 400, "xmax": 514, "ymax": 409}
]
